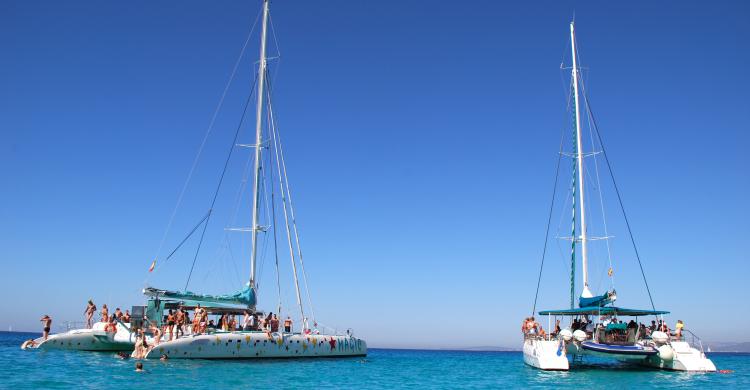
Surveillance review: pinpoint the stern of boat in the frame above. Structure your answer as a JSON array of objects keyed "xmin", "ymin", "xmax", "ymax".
[{"xmin": 523, "ymin": 336, "xmax": 569, "ymax": 371}]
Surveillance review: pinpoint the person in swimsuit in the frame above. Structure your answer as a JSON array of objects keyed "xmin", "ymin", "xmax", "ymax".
[
  {"xmin": 114, "ymin": 308, "xmax": 122, "ymax": 320},
  {"xmin": 84, "ymin": 300, "xmax": 96, "ymax": 329},
  {"xmin": 40, "ymin": 315, "xmax": 52, "ymax": 340},
  {"xmin": 166, "ymin": 310, "xmax": 175, "ymax": 341},
  {"xmin": 284, "ymin": 316, "xmax": 292, "ymax": 333},
  {"xmin": 122, "ymin": 310, "xmax": 131, "ymax": 323},
  {"xmin": 101, "ymin": 304, "xmax": 109, "ymax": 323},
  {"xmin": 175, "ymin": 308, "xmax": 185, "ymax": 338}
]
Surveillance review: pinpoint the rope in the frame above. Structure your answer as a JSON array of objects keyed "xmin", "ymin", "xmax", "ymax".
[
  {"xmin": 162, "ymin": 211, "xmax": 211, "ymax": 263},
  {"xmin": 580, "ymin": 86, "xmax": 656, "ymax": 312},
  {"xmin": 265, "ymin": 71, "xmax": 317, "ymax": 324},
  {"xmin": 148, "ymin": 9, "xmax": 261, "ymax": 280},
  {"xmin": 184, "ymin": 74, "xmax": 259, "ymax": 291},
  {"xmin": 532, "ymin": 132, "xmax": 564, "ymax": 316}
]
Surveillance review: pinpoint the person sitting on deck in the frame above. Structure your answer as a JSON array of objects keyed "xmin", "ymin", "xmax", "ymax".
[
  {"xmin": 150, "ymin": 324, "xmax": 162, "ymax": 345},
  {"xmin": 105, "ymin": 317, "xmax": 117, "ymax": 333},
  {"xmin": 207, "ymin": 320, "xmax": 216, "ymax": 330},
  {"xmin": 649, "ymin": 320, "xmax": 657, "ymax": 332},
  {"xmin": 521, "ymin": 318, "xmax": 529, "ymax": 334},
  {"xmin": 122, "ymin": 310, "xmax": 131, "ymax": 323},
  {"xmin": 552, "ymin": 319, "xmax": 561, "ymax": 337}
]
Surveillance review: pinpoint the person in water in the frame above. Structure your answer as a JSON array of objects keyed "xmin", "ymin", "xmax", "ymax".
[
  {"xmin": 84, "ymin": 300, "xmax": 97, "ymax": 329},
  {"xmin": 40, "ymin": 315, "xmax": 52, "ymax": 340},
  {"xmin": 135, "ymin": 362, "xmax": 144, "ymax": 372}
]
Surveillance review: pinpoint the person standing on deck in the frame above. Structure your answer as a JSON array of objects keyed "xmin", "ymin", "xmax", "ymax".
[
  {"xmin": 175, "ymin": 308, "xmax": 185, "ymax": 338},
  {"xmin": 675, "ymin": 320, "xmax": 684, "ymax": 339},
  {"xmin": 84, "ymin": 300, "xmax": 96, "ymax": 329},
  {"xmin": 101, "ymin": 304, "xmax": 109, "ymax": 323},
  {"xmin": 284, "ymin": 316, "xmax": 292, "ymax": 333},
  {"xmin": 40, "ymin": 315, "xmax": 52, "ymax": 340}
]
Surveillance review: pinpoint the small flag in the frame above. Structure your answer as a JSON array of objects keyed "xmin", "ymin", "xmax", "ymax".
[
  {"xmin": 608, "ymin": 267, "xmax": 613, "ymax": 277},
  {"xmin": 149, "ymin": 259, "xmax": 157, "ymax": 272}
]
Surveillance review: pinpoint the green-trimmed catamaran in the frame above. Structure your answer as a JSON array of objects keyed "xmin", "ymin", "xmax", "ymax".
[
  {"xmin": 522, "ymin": 21, "xmax": 715, "ymax": 372},
  {"xmin": 140, "ymin": 0, "xmax": 366, "ymax": 360}
]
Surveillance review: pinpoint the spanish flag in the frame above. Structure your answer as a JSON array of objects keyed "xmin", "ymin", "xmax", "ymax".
[
  {"xmin": 149, "ymin": 258, "xmax": 157, "ymax": 272},
  {"xmin": 608, "ymin": 267, "xmax": 613, "ymax": 277}
]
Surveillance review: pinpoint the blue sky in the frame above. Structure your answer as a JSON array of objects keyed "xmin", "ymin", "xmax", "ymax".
[{"xmin": 0, "ymin": 0, "xmax": 747, "ymax": 348}]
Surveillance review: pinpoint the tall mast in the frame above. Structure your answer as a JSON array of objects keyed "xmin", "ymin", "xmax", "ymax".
[
  {"xmin": 570, "ymin": 21, "xmax": 592, "ymax": 298},
  {"xmin": 250, "ymin": 0, "xmax": 270, "ymax": 292}
]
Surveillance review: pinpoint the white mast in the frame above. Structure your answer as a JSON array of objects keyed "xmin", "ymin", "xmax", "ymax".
[
  {"xmin": 570, "ymin": 21, "xmax": 592, "ymax": 298},
  {"xmin": 250, "ymin": 0, "xmax": 270, "ymax": 292}
]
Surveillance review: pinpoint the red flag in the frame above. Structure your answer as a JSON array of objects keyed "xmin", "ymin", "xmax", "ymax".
[{"xmin": 149, "ymin": 259, "xmax": 156, "ymax": 272}]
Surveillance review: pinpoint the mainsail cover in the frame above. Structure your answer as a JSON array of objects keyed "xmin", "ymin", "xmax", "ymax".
[
  {"xmin": 579, "ymin": 289, "xmax": 616, "ymax": 308},
  {"xmin": 143, "ymin": 285, "xmax": 256, "ymax": 307}
]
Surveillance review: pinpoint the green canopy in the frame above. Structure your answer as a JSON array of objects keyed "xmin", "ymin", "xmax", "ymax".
[{"xmin": 538, "ymin": 306, "xmax": 669, "ymax": 316}]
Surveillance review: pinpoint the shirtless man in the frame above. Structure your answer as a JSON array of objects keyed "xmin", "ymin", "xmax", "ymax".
[
  {"xmin": 284, "ymin": 316, "xmax": 292, "ymax": 333},
  {"xmin": 175, "ymin": 308, "xmax": 185, "ymax": 338},
  {"xmin": 84, "ymin": 300, "xmax": 97, "ymax": 329},
  {"xmin": 40, "ymin": 315, "xmax": 52, "ymax": 340}
]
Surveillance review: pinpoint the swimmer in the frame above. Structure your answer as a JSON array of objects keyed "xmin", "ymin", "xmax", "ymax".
[{"xmin": 135, "ymin": 362, "xmax": 144, "ymax": 372}]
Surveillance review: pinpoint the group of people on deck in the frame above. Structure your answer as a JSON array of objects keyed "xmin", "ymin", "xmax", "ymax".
[
  {"xmin": 84, "ymin": 300, "xmax": 131, "ymax": 330},
  {"xmin": 520, "ymin": 314, "xmax": 686, "ymax": 340}
]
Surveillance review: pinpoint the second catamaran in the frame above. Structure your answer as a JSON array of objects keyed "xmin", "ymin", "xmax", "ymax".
[{"xmin": 522, "ymin": 21, "xmax": 715, "ymax": 372}]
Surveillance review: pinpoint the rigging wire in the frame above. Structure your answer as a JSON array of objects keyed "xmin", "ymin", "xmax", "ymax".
[
  {"xmin": 265, "ymin": 71, "xmax": 317, "ymax": 325},
  {"xmin": 184, "ymin": 73, "xmax": 259, "ymax": 291},
  {"xmin": 265, "ymin": 70, "xmax": 307, "ymax": 326},
  {"xmin": 267, "ymin": 106, "xmax": 284, "ymax": 317},
  {"xmin": 532, "ymin": 131, "xmax": 565, "ymax": 315},
  {"xmin": 579, "ymin": 84, "xmax": 657, "ymax": 312},
  {"xmin": 148, "ymin": 9, "xmax": 262, "ymax": 279}
]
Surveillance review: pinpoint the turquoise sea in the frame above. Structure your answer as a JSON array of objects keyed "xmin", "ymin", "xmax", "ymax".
[{"xmin": 1, "ymin": 332, "xmax": 748, "ymax": 389}]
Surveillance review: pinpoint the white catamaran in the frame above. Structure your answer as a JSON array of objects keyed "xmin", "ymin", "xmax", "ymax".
[
  {"xmin": 522, "ymin": 21, "xmax": 715, "ymax": 372},
  {"xmin": 139, "ymin": 0, "xmax": 366, "ymax": 360}
]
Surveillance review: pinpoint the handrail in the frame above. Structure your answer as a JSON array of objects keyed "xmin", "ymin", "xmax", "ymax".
[{"xmin": 677, "ymin": 329, "xmax": 705, "ymax": 354}]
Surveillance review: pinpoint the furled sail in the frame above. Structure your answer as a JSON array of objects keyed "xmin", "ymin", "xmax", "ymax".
[{"xmin": 143, "ymin": 285, "xmax": 256, "ymax": 307}]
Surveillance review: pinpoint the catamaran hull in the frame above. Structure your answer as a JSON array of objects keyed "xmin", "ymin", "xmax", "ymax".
[
  {"xmin": 523, "ymin": 339, "xmax": 569, "ymax": 370},
  {"xmin": 28, "ymin": 324, "xmax": 135, "ymax": 351},
  {"xmin": 524, "ymin": 339, "xmax": 716, "ymax": 372},
  {"xmin": 144, "ymin": 332, "xmax": 366, "ymax": 359},
  {"xmin": 640, "ymin": 341, "xmax": 716, "ymax": 372},
  {"xmin": 28, "ymin": 323, "xmax": 136, "ymax": 352}
]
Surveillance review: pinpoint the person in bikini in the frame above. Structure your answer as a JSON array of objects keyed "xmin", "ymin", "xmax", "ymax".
[
  {"xmin": 101, "ymin": 304, "xmax": 109, "ymax": 323},
  {"xmin": 40, "ymin": 315, "xmax": 52, "ymax": 340},
  {"xmin": 84, "ymin": 300, "xmax": 97, "ymax": 329}
]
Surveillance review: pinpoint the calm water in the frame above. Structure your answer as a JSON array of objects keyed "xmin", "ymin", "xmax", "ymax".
[{"xmin": 1, "ymin": 332, "xmax": 748, "ymax": 389}]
